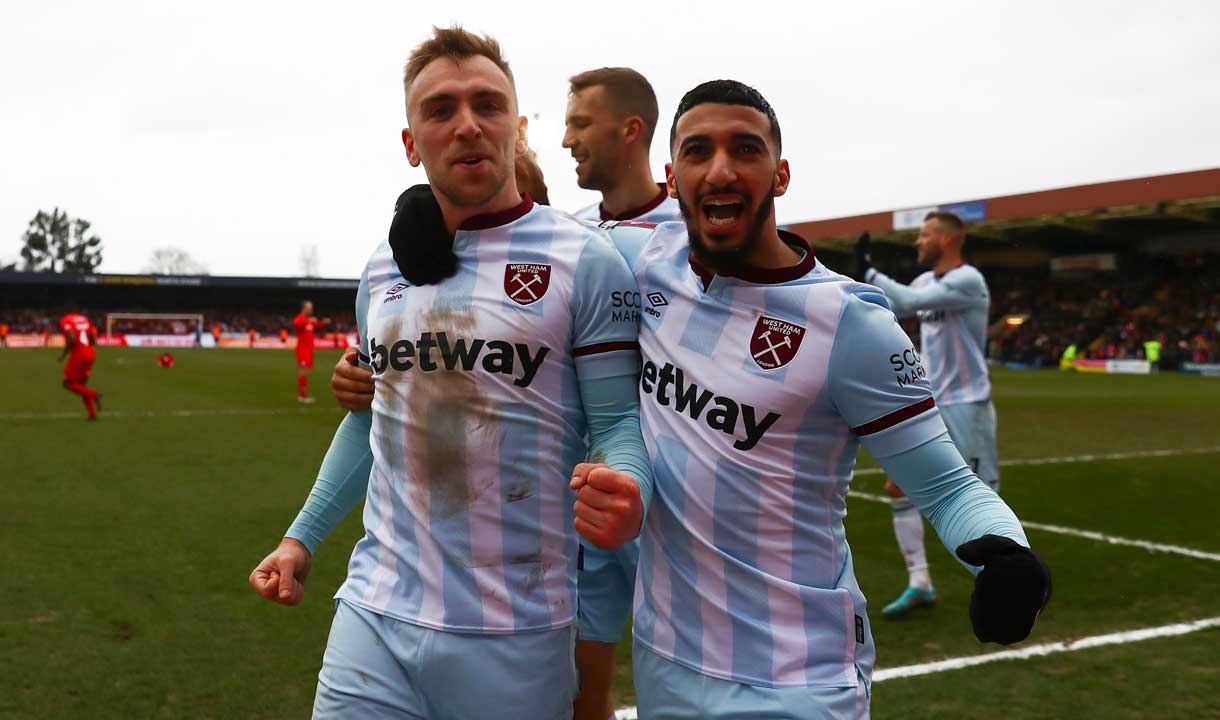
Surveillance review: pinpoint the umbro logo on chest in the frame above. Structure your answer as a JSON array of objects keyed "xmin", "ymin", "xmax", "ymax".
[{"xmin": 382, "ymin": 282, "xmax": 409, "ymax": 305}]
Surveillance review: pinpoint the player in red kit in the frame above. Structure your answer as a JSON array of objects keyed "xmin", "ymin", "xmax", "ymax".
[
  {"xmin": 292, "ymin": 300, "xmax": 328, "ymax": 403},
  {"xmin": 59, "ymin": 312, "xmax": 102, "ymax": 419}
]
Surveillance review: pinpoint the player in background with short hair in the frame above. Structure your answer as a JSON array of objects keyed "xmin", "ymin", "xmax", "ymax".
[
  {"xmin": 855, "ymin": 215, "xmax": 1001, "ymax": 619},
  {"xmin": 564, "ymin": 67, "xmax": 680, "ymax": 225},
  {"xmin": 292, "ymin": 300, "xmax": 328, "ymax": 403},
  {"xmin": 250, "ymin": 27, "xmax": 652, "ymax": 719},
  {"xmin": 562, "ymin": 65, "xmax": 684, "ymax": 720},
  {"xmin": 0, "ymin": 322, "xmax": 8, "ymax": 347},
  {"xmin": 59, "ymin": 312, "xmax": 101, "ymax": 420}
]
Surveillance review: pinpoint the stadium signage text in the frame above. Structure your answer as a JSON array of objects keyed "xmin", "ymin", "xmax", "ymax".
[
  {"xmin": 641, "ymin": 360, "xmax": 781, "ymax": 451},
  {"xmin": 369, "ymin": 333, "xmax": 549, "ymax": 388}
]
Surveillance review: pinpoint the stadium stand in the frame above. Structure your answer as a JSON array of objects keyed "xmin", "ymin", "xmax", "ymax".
[
  {"xmin": 799, "ymin": 167, "xmax": 1220, "ymax": 370},
  {"xmin": 0, "ymin": 272, "xmax": 358, "ymax": 346}
]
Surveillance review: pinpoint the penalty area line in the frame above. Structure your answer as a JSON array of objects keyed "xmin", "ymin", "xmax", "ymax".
[
  {"xmin": 872, "ymin": 616, "xmax": 1220, "ymax": 682},
  {"xmin": 848, "ymin": 491, "xmax": 1220, "ymax": 563},
  {"xmin": 614, "ymin": 616, "xmax": 1220, "ymax": 717},
  {"xmin": 852, "ymin": 445, "xmax": 1220, "ymax": 476}
]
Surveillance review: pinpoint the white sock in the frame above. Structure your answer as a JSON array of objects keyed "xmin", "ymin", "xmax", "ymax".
[{"xmin": 892, "ymin": 506, "xmax": 932, "ymax": 590}]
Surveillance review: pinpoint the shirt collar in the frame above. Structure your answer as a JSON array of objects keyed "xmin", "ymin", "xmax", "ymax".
[
  {"xmin": 458, "ymin": 194, "xmax": 534, "ymax": 231},
  {"xmin": 688, "ymin": 230, "xmax": 816, "ymax": 289}
]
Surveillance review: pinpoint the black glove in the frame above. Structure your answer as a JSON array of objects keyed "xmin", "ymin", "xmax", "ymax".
[
  {"xmin": 388, "ymin": 184, "xmax": 457, "ymax": 287},
  {"xmin": 854, "ymin": 232, "xmax": 872, "ymax": 280},
  {"xmin": 955, "ymin": 534, "xmax": 1052, "ymax": 645}
]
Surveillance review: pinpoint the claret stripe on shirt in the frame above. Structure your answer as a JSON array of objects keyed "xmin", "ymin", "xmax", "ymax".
[
  {"xmin": 851, "ymin": 397, "xmax": 936, "ymax": 437},
  {"xmin": 572, "ymin": 340, "xmax": 641, "ymax": 357}
]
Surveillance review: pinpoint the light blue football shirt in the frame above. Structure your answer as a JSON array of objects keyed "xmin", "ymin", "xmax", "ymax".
[{"xmin": 334, "ymin": 198, "xmax": 645, "ymax": 634}]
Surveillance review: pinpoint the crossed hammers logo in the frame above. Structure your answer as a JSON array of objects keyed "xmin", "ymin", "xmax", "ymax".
[
  {"xmin": 509, "ymin": 272, "xmax": 542, "ymax": 300},
  {"xmin": 753, "ymin": 329, "xmax": 792, "ymax": 366}
]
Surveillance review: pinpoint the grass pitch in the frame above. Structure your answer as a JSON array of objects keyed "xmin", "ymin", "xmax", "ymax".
[{"xmin": 2, "ymin": 348, "xmax": 1218, "ymax": 719}]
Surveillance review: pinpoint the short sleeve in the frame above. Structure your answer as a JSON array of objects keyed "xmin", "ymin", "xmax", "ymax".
[
  {"xmin": 828, "ymin": 289, "xmax": 948, "ymax": 458},
  {"xmin": 570, "ymin": 230, "xmax": 642, "ymax": 381}
]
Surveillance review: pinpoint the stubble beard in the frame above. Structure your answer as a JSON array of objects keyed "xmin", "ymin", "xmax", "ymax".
[
  {"xmin": 679, "ymin": 184, "xmax": 775, "ymax": 274},
  {"xmin": 431, "ymin": 154, "xmax": 513, "ymax": 210}
]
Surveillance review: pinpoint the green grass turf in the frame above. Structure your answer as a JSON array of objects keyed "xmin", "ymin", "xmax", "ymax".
[{"xmin": 1, "ymin": 350, "xmax": 1218, "ymax": 719}]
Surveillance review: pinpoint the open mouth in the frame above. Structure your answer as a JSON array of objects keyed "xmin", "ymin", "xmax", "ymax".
[
  {"xmin": 454, "ymin": 154, "xmax": 489, "ymax": 168},
  {"xmin": 701, "ymin": 196, "xmax": 745, "ymax": 228}
]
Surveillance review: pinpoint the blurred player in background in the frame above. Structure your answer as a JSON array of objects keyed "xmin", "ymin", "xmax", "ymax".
[
  {"xmin": 561, "ymin": 65, "xmax": 683, "ymax": 720},
  {"xmin": 856, "ymin": 213, "xmax": 1000, "ymax": 619},
  {"xmin": 250, "ymin": 27, "xmax": 652, "ymax": 719},
  {"xmin": 292, "ymin": 300, "xmax": 328, "ymax": 403},
  {"xmin": 58, "ymin": 312, "xmax": 101, "ymax": 420},
  {"xmin": 0, "ymin": 321, "xmax": 8, "ymax": 347},
  {"xmin": 565, "ymin": 67, "xmax": 679, "ymax": 225}
]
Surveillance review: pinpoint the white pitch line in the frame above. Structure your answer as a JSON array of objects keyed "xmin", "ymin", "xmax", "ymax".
[
  {"xmin": 1021, "ymin": 520, "xmax": 1220, "ymax": 562},
  {"xmin": 872, "ymin": 616, "xmax": 1220, "ymax": 682},
  {"xmin": 0, "ymin": 407, "xmax": 337, "ymax": 421},
  {"xmin": 848, "ymin": 491, "xmax": 1220, "ymax": 563},
  {"xmin": 852, "ymin": 445, "xmax": 1220, "ymax": 476},
  {"xmin": 613, "ymin": 616, "xmax": 1220, "ymax": 717}
]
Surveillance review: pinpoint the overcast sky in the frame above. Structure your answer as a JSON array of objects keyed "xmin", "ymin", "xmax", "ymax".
[{"xmin": 3, "ymin": 0, "xmax": 1218, "ymax": 278}]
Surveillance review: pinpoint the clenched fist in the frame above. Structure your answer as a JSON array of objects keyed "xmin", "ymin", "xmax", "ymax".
[
  {"xmin": 570, "ymin": 463, "xmax": 644, "ymax": 550},
  {"xmin": 332, "ymin": 346, "xmax": 374, "ymax": 412},
  {"xmin": 249, "ymin": 538, "xmax": 312, "ymax": 606}
]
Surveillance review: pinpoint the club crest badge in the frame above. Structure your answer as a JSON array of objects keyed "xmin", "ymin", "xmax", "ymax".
[
  {"xmin": 750, "ymin": 315, "xmax": 806, "ymax": 370},
  {"xmin": 504, "ymin": 263, "xmax": 552, "ymax": 306}
]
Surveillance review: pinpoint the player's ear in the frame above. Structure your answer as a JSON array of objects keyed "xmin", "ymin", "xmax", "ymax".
[
  {"xmin": 402, "ymin": 128, "xmax": 421, "ymax": 167},
  {"xmin": 622, "ymin": 116, "xmax": 644, "ymax": 145},
  {"xmin": 515, "ymin": 115, "xmax": 530, "ymax": 157},
  {"xmin": 772, "ymin": 158, "xmax": 791, "ymax": 198},
  {"xmin": 664, "ymin": 163, "xmax": 678, "ymax": 198}
]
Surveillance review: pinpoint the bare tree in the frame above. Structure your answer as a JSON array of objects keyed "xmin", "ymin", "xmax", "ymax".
[
  {"xmin": 144, "ymin": 247, "xmax": 210, "ymax": 275},
  {"xmin": 299, "ymin": 243, "xmax": 320, "ymax": 277},
  {"xmin": 17, "ymin": 208, "xmax": 103, "ymax": 273}
]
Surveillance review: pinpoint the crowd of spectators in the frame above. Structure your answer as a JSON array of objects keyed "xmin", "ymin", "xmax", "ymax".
[
  {"xmin": 986, "ymin": 253, "xmax": 1220, "ymax": 367},
  {"xmin": 4, "ymin": 253, "xmax": 1218, "ymax": 368}
]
